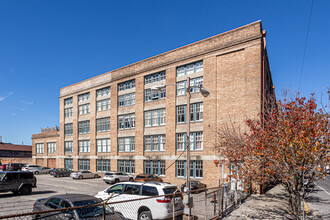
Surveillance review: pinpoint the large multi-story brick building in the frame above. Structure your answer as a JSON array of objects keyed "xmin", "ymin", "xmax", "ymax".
[{"xmin": 32, "ymin": 21, "xmax": 273, "ymax": 187}]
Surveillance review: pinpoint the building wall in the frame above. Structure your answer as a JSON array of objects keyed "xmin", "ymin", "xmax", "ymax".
[
  {"xmin": 33, "ymin": 21, "xmax": 273, "ymax": 187},
  {"xmin": 32, "ymin": 131, "xmax": 60, "ymax": 167}
]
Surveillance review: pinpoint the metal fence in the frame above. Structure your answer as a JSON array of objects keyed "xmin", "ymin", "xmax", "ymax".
[{"xmin": 0, "ymin": 184, "xmax": 250, "ymax": 220}]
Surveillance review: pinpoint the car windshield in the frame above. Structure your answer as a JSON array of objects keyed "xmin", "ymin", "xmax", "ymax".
[
  {"xmin": 105, "ymin": 173, "xmax": 113, "ymax": 176},
  {"xmin": 163, "ymin": 187, "xmax": 179, "ymax": 195},
  {"xmin": 73, "ymin": 200, "xmax": 113, "ymax": 218},
  {"xmin": 135, "ymin": 175, "xmax": 145, "ymax": 179}
]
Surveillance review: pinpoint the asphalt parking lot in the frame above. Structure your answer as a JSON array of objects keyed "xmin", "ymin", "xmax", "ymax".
[{"xmin": 0, "ymin": 174, "xmax": 108, "ymax": 217}]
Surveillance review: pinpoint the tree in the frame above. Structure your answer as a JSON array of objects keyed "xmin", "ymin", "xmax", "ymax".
[{"xmin": 216, "ymin": 93, "xmax": 330, "ymax": 219}]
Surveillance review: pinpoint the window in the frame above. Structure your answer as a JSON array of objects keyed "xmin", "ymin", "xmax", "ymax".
[
  {"xmin": 177, "ymin": 77, "xmax": 204, "ymax": 96},
  {"xmin": 64, "ymin": 123, "xmax": 73, "ymax": 136},
  {"xmin": 118, "ymin": 160, "xmax": 135, "ymax": 174},
  {"xmin": 176, "ymin": 61, "xmax": 203, "ymax": 77},
  {"xmin": 118, "ymin": 137, "xmax": 135, "ymax": 152},
  {"xmin": 97, "ymin": 159, "xmax": 111, "ymax": 172},
  {"xmin": 144, "ymin": 135, "xmax": 165, "ymax": 151},
  {"xmin": 144, "ymin": 71, "xmax": 166, "ymax": 84},
  {"xmin": 97, "ymin": 138, "xmax": 110, "ymax": 152},
  {"xmin": 176, "ymin": 160, "xmax": 203, "ymax": 178},
  {"xmin": 96, "ymin": 117, "xmax": 110, "ymax": 132},
  {"xmin": 96, "ymin": 87, "xmax": 110, "ymax": 97},
  {"xmin": 118, "ymin": 93, "xmax": 135, "ymax": 107},
  {"xmin": 176, "ymin": 106, "xmax": 186, "ymax": 123},
  {"xmin": 78, "ymin": 93, "xmax": 90, "ymax": 102},
  {"xmin": 176, "ymin": 161, "xmax": 185, "ymax": 177},
  {"xmin": 97, "ymin": 99, "xmax": 110, "ymax": 111},
  {"xmin": 190, "ymin": 103, "xmax": 203, "ymax": 122},
  {"xmin": 64, "ymin": 97, "xmax": 73, "ymax": 106},
  {"xmin": 47, "ymin": 142, "xmax": 56, "ymax": 154},
  {"xmin": 190, "ymin": 77, "xmax": 203, "ymax": 93},
  {"xmin": 36, "ymin": 143, "xmax": 44, "ymax": 154},
  {"xmin": 78, "ymin": 159, "xmax": 90, "ymax": 170},
  {"xmin": 123, "ymin": 184, "xmax": 141, "ymax": 195},
  {"xmin": 144, "ymin": 160, "xmax": 165, "ymax": 176},
  {"xmin": 65, "ymin": 141, "xmax": 73, "ymax": 153},
  {"xmin": 78, "ymin": 121, "xmax": 90, "ymax": 134},
  {"xmin": 79, "ymin": 140, "xmax": 90, "ymax": 153},
  {"xmin": 118, "ymin": 80, "xmax": 135, "ymax": 92},
  {"xmin": 118, "ymin": 114, "xmax": 135, "ymax": 130},
  {"xmin": 176, "ymin": 132, "xmax": 203, "ymax": 151},
  {"xmin": 78, "ymin": 104, "xmax": 90, "ymax": 115},
  {"xmin": 65, "ymin": 159, "xmax": 73, "ymax": 170},
  {"xmin": 144, "ymin": 88, "xmax": 166, "ymax": 102},
  {"xmin": 144, "ymin": 109, "xmax": 165, "ymax": 127},
  {"xmin": 176, "ymin": 81, "xmax": 186, "ymax": 96},
  {"xmin": 64, "ymin": 108, "xmax": 73, "ymax": 118},
  {"xmin": 142, "ymin": 186, "xmax": 159, "ymax": 196},
  {"xmin": 176, "ymin": 133, "xmax": 185, "ymax": 151}
]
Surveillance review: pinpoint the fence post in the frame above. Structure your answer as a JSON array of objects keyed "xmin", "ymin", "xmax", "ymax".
[
  {"xmin": 173, "ymin": 188, "xmax": 179, "ymax": 220},
  {"xmin": 204, "ymin": 189, "xmax": 207, "ymax": 220},
  {"xmin": 235, "ymin": 180, "xmax": 238, "ymax": 206},
  {"xmin": 213, "ymin": 192, "xmax": 216, "ymax": 215},
  {"xmin": 218, "ymin": 186, "xmax": 221, "ymax": 218}
]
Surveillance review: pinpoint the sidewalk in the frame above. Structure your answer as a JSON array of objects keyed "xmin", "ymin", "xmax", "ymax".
[{"xmin": 223, "ymin": 185, "xmax": 327, "ymax": 220}]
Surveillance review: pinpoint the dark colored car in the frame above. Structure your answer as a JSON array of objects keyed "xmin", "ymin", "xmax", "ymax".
[
  {"xmin": 50, "ymin": 168, "xmax": 72, "ymax": 177},
  {"xmin": 32, "ymin": 194, "xmax": 126, "ymax": 220},
  {"xmin": 0, "ymin": 164, "xmax": 8, "ymax": 171},
  {"xmin": 181, "ymin": 180, "xmax": 207, "ymax": 193},
  {"xmin": 7, "ymin": 163, "xmax": 25, "ymax": 171},
  {"xmin": 0, "ymin": 171, "xmax": 37, "ymax": 195},
  {"xmin": 134, "ymin": 174, "xmax": 163, "ymax": 182}
]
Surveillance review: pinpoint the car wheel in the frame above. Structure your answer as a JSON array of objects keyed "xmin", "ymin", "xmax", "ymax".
[
  {"xmin": 138, "ymin": 211, "xmax": 152, "ymax": 220},
  {"xmin": 34, "ymin": 171, "xmax": 39, "ymax": 175},
  {"xmin": 78, "ymin": 175, "xmax": 83, "ymax": 179},
  {"xmin": 20, "ymin": 185, "xmax": 32, "ymax": 195},
  {"xmin": 59, "ymin": 174, "xmax": 64, "ymax": 177},
  {"xmin": 94, "ymin": 174, "xmax": 98, "ymax": 178},
  {"xmin": 114, "ymin": 179, "xmax": 119, "ymax": 183},
  {"xmin": 160, "ymin": 180, "xmax": 163, "ymax": 183},
  {"xmin": 129, "ymin": 177, "xmax": 133, "ymax": 181}
]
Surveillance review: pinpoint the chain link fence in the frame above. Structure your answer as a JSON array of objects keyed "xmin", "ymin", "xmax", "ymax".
[{"xmin": 0, "ymin": 183, "xmax": 251, "ymax": 220}]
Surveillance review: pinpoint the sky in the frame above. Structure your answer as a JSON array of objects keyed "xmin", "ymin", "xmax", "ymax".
[{"xmin": 0, "ymin": 0, "xmax": 329, "ymax": 145}]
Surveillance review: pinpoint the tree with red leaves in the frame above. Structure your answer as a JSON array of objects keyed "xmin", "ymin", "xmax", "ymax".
[{"xmin": 217, "ymin": 93, "xmax": 329, "ymax": 219}]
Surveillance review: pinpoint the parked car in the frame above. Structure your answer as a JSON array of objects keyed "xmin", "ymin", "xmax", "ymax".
[
  {"xmin": 0, "ymin": 171, "xmax": 37, "ymax": 195},
  {"xmin": 35, "ymin": 167, "xmax": 52, "ymax": 174},
  {"xmin": 0, "ymin": 164, "xmax": 8, "ymax": 171},
  {"xmin": 70, "ymin": 170, "xmax": 99, "ymax": 179},
  {"xmin": 32, "ymin": 194, "xmax": 126, "ymax": 219},
  {"xmin": 50, "ymin": 168, "xmax": 72, "ymax": 177},
  {"xmin": 134, "ymin": 174, "xmax": 163, "ymax": 182},
  {"xmin": 181, "ymin": 180, "xmax": 207, "ymax": 193},
  {"xmin": 7, "ymin": 163, "xmax": 25, "ymax": 171},
  {"xmin": 103, "ymin": 172, "xmax": 134, "ymax": 184},
  {"xmin": 22, "ymin": 165, "xmax": 41, "ymax": 173},
  {"xmin": 96, "ymin": 181, "xmax": 183, "ymax": 220}
]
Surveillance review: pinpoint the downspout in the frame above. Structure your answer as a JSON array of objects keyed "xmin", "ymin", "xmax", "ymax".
[{"xmin": 261, "ymin": 30, "xmax": 266, "ymax": 194}]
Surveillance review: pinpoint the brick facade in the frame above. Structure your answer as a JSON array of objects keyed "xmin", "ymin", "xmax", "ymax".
[{"xmin": 32, "ymin": 21, "xmax": 273, "ymax": 187}]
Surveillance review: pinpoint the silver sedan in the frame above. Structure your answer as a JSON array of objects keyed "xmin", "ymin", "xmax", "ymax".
[{"xmin": 70, "ymin": 170, "xmax": 99, "ymax": 179}]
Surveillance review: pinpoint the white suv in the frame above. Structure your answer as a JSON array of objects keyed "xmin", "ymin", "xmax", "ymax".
[
  {"xmin": 95, "ymin": 182, "xmax": 183, "ymax": 220},
  {"xmin": 103, "ymin": 172, "xmax": 134, "ymax": 184}
]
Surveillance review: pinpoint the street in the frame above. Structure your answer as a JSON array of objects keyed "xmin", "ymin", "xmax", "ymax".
[
  {"xmin": 305, "ymin": 175, "xmax": 330, "ymax": 219},
  {"xmin": 0, "ymin": 174, "xmax": 107, "ymax": 217}
]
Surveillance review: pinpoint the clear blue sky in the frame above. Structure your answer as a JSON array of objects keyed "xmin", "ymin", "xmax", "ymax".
[{"xmin": 0, "ymin": 0, "xmax": 329, "ymax": 145}]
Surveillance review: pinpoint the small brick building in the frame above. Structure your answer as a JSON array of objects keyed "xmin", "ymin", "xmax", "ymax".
[
  {"xmin": 0, "ymin": 142, "xmax": 32, "ymax": 164},
  {"xmin": 32, "ymin": 21, "xmax": 274, "ymax": 187}
]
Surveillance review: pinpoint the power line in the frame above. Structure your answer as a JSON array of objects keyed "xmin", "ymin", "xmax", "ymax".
[{"xmin": 298, "ymin": 0, "xmax": 314, "ymax": 91}]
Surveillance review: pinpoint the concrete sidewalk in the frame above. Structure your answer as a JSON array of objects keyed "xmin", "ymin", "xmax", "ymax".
[{"xmin": 223, "ymin": 185, "xmax": 327, "ymax": 220}]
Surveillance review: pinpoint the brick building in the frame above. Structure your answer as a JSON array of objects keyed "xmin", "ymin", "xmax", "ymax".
[
  {"xmin": 32, "ymin": 21, "xmax": 274, "ymax": 187},
  {"xmin": 32, "ymin": 127, "xmax": 59, "ymax": 168},
  {"xmin": 0, "ymin": 142, "xmax": 32, "ymax": 164}
]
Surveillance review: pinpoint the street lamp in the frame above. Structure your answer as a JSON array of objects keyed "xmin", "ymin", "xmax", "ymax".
[{"xmin": 151, "ymin": 77, "xmax": 210, "ymax": 216}]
